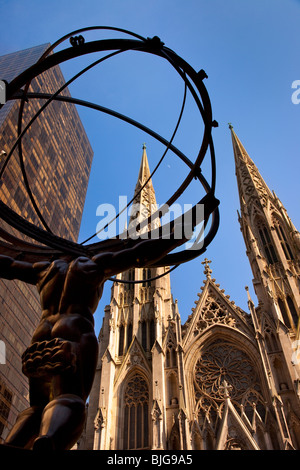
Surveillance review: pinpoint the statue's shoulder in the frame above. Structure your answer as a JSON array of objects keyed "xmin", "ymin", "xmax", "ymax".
[
  {"xmin": 33, "ymin": 260, "xmax": 52, "ymax": 271},
  {"xmin": 34, "ymin": 259, "xmax": 68, "ymax": 277}
]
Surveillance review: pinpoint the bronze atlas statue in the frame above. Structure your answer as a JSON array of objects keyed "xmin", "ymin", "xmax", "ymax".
[{"xmin": 0, "ymin": 27, "xmax": 219, "ymax": 450}]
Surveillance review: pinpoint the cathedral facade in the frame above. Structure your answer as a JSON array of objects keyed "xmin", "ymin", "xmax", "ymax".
[{"xmin": 83, "ymin": 128, "xmax": 300, "ymax": 450}]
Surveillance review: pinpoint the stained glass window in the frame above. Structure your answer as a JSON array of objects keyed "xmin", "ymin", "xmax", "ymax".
[{"xmin": 123, "ymin": 374, "xmax": 149, "ymax": 449}]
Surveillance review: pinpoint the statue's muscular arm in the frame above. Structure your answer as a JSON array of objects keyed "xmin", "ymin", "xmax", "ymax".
[
  {"xmin": 0, "ymin": 255, "xmax": 49, "ymax": 285},
  {"xmin": 92, "ymin": 234, "xmax": 185, "ymax": 278},
  {"xmin": 93, "ymin": 192, "xmax": 220, "ymax": 277}
]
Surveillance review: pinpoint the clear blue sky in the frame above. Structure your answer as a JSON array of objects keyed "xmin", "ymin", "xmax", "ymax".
[{"xmin": 0, "ymin": 0, "xmax": 299, "ymax": 334}]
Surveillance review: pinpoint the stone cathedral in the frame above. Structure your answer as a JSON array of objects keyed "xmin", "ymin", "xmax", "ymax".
[{"xmin": 82, "ymin": 127, "xmax": 300, "ymax": 451}]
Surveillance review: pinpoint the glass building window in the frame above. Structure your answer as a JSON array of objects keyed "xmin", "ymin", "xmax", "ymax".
[{"xmin": 0, "ymin": 381, "xmax": 12, "ymax": 438}]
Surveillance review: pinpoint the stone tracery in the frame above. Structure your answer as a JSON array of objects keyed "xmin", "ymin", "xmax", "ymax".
[
  {"xmin": 123, "ymin": 374, "xmax": 149, "ymax": 449},
  {"xmin": 194, "ymin": 296, "xmax": 236, "ymax": 335},
  {"xmin": 194, "ymin": 340, "xmax": 258, "ymax": 402},
  {"xmin": 191, "ymin": 339, "xmax": 270, "ymax": 449}
]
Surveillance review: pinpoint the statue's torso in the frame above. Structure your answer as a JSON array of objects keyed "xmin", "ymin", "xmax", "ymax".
[{"xmin": 31, "ymin": 257, "xmax": 104, "ymax": 344}]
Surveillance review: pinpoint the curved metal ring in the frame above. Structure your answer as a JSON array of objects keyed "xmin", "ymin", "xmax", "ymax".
[{"xmin": 0, "ymin": 27, "xmax": 219, "ymax": 268}]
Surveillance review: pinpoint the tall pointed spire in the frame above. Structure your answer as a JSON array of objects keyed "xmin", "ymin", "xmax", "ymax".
[
  {"xmin": 230, "ymin": 125, "xmax": 300, "ymax": 400},
  {"xmin": 129, "ymin": 144, "xmax": 160, "ymax": 235},
  {"xmin": 229, "ymin": 124, "xmax": 273, "ymax": 209},
  {"xmin": 133, "ymin": 143, "xmax": 157, "ymax": 206},
  {"xmin": 136, "ymin": 143, "xmax": 152, "ymax": 188}
]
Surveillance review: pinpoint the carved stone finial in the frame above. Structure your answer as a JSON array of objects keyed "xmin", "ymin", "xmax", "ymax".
[
  {"xmin": 219, "ymin": 379, "xmax": 233, "ymax": 398},
  {"xmin": 245, "ymin": 285, "xmax": 254, "ymax": 305},
  {"xmin": 201, "ymin": 258, "xmax": 212, "ymax": 279}
]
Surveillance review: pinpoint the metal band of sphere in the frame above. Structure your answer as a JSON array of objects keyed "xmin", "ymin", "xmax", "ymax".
[{"xmin": 0, "ymin": 27, "xmax": 219, "ymax": 269}]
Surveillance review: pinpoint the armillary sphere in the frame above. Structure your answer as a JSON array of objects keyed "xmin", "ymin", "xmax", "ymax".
[{"xmin": 0, "ymin": 26, "xmax": 220, "ymax": 282}]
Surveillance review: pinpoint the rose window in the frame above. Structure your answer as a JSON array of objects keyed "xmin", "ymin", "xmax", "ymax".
[{"xmin": 194, "ymin": 340, "xmax": 259, "ymax": 401}]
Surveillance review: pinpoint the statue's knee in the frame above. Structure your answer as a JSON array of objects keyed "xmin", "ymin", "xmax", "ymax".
[
  {"xmin": 41, "ymin": 394, "xmax": 86, "ymax": 433},
  {"xmin": 36, "ymin": 394, "xmax": 86, "ymax": 450},
  {"xmin": 43, "ymin": 394, "xmax": 86, "ymax": 415},
  {"xmin": 8, "ymin": 405, "xmax": 43, "ymax": 429},
  {"xmin": 33, "ymin": 435, "xmax": 54, "ymax": 451},
  {"xmin": 5, "ymin": 405, "xmax": 43, "ymax": 447}
]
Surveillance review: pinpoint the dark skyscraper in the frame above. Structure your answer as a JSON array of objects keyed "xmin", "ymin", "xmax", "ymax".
[{"xmin": 0, "ymin": 44, "xmax": 94, "ymax": 440}]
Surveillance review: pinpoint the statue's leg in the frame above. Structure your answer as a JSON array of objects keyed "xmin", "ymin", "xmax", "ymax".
[
  {"xmin": 5, "ymin": 377, "xmax": 48, "ymax": 448},
  {"xmin": 5, "ymin": 405, "xmax": 44, "ymax": 449},
  {"xmin": 32, "ymin": 394, "xmax": 86, "ymax": 450},
  {"xmin": 32, "ymin": 324, "xmax": 99, "ymax": 450}
]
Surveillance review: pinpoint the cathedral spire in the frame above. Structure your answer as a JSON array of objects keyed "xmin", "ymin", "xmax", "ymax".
[
  {"xmin": 230, "ymin": 126, "xmax": 300, "ymax": 409},
  {"xmin": 133, "ymin": 143, "xmax": 156, "ymax": 207},
  {"xmin": 129, "ymin": 144, "xmax": 160, "ymax": 235},
  {"xmin": 83, "ymin": 135, "xmax": 300, "ymax": 451},
  {"xmin": 136, "ymin": 143, "xmax": 151, "ymax": 186},
  {"xmin": 229, "ymin": 124, "xmax": 273, "ymax": 209}
]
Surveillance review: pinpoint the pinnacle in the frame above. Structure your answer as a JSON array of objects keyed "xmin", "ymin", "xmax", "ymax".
[
  {"xmin": 128, "ymin": 145, "xmax": 159, "ymax": 234},
  {"xmin": 230, "ymin": 126, "xmax": 273, "ymax": 205}
]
